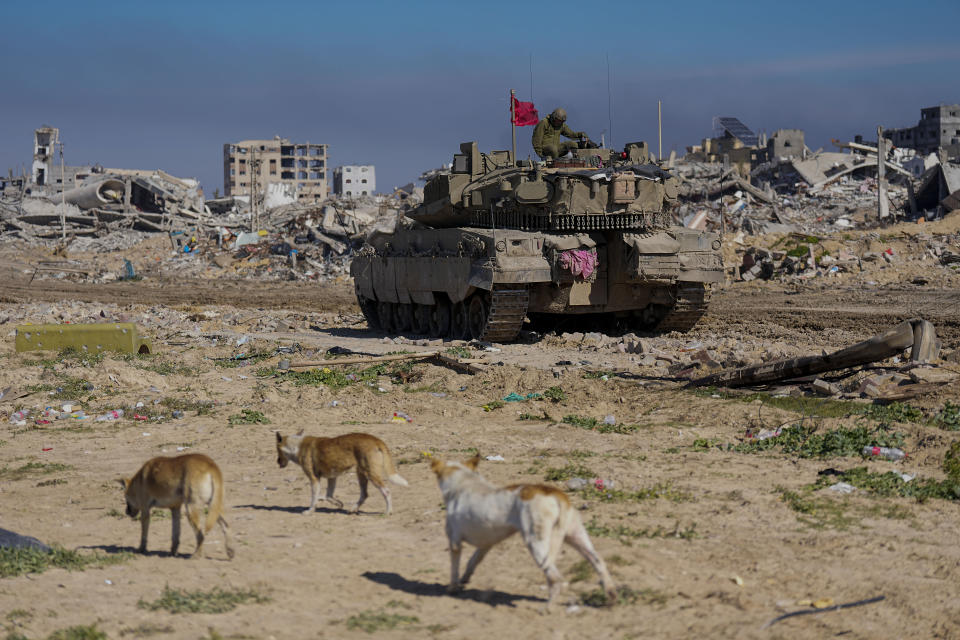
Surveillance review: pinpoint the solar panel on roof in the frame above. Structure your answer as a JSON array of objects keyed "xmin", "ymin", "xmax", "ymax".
[{"xmin": 717, "ymin": 117, "xmax": 759, "ymax": 147}]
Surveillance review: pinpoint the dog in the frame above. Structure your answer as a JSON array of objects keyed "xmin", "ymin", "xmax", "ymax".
[
  {"xmin": 275, "ymin": 431, "xmax": 408, "ymax": 515},
  {"xmin": 431, "ymin": 455, "xmax": 616, "ymax": 607},
  {"xmin": 118, "ymin": 453, "xmax": 234, "ymax": 559}
]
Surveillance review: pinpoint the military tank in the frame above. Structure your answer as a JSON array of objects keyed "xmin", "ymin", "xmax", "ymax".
[{"xmin": 351, "ymin": 141, "xmax": 723, "ymax": 342}]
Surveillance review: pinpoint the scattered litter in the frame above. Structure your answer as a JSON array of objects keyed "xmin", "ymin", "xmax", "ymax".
[
  {"xmin": 862, "ymin": 446, "xmax": 906, "ymax": 461},
  {"xmin": 828, "ymin": 482, "xmax": 856, "ymax": 494},
  {"xmin": 764, "ymin": 595, "xmax": 886, "ymax": 629},
  {"xmin": 391, "ymin": 411, "xmax": 412, "ymax": 423},
  {"xmin": 485, "ymin": 455, "xmax": 505, "ymax": 462},
  {"xmin": 142, "ymin": 432, "xmax": 151, "ymax": 437},
  {"xmin": 41, "ymin": 447, "xmax": 53, "ymax": 452}
]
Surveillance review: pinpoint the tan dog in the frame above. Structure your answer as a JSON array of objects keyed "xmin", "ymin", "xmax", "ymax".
[
  {"xmin": 275, "ymin": 431, "xmax": 408, "ymax": 514},
  {"xmin": 431, "ymin": 456, "xmax": 615, "ymax": 607},
  {"xmin": 118, "ymin": 453, "xmax": 234, "ymax": 559}
]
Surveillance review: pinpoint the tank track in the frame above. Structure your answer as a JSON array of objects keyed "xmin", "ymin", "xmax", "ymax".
[
  {"xmin": 655, "ymin": 283, "xmax": 711, "ymax": 333},
  {"xmin": 478, "ymin": 287, "xmax": 529, "ymax": 343}
]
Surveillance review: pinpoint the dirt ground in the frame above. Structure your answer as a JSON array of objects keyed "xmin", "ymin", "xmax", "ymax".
[{"xmin": 2, "ymin": 245, "xmax": 960, "ymax": 638}]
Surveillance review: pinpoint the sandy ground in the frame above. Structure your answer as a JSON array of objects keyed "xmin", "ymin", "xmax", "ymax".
[{"xmin": 2, "ymin": 249, "xmax": 960, "ymax": 638}]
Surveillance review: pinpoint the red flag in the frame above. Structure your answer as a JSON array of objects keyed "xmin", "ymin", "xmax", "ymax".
[{"xmin": 511, "ymin": 96, "xmax": 539, "ymax": 126}]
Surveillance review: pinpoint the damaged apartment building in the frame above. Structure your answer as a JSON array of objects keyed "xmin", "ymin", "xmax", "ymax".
[
  {"xmin": 223, "ymin": 137, "xmax": 329, "ymax": 204},
  {"xmin": 885, "ymin": 104, "xmax": 960, "ymax": 159},
  {"xmin": 685, "ymin": 117, "xmax": 808, "ymax": 176},
  {"xmin": 2, "ymin": 126, "xmax": 207, "ymax": 236}
]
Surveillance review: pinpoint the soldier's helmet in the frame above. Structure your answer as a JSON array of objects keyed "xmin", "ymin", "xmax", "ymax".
[{"xmin": 549, "ymin": 108, "xmax": 567, "ymax": 122}]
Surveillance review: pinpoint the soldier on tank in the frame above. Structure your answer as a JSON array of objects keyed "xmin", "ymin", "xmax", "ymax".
[{"xmin": 532, "ymin": 108, "xmax": 592, "ymax": 160}]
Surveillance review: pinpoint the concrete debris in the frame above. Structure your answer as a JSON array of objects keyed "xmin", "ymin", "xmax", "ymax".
[{"xmin": 688, "ymin": 318, "xmax": 943, "ymax": 391}]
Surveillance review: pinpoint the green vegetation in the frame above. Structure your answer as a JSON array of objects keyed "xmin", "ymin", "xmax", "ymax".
[
  {"xmin": 214, "ymin": 350, "xmax": 274, "ymax": 369},
  {"xmin": 582, "ymin": 370, "xmax": 615, "ymax": 380},
  {"xmin": 444, "ymin": 346, "xmax": 472, "ymax": 359},
  {"xmin": 26, "ymin": 375, "xmax": 92, "ymax": 401},
  {"xmin": 697, "ymin": 389, "xmax": 960, "ymax": 432},
  {"xmin": 118, "ymin": 623, "xmax": 176, "ymax": 637},
  {"xmin": 0, "ymin": 546, "xmax": 129, "ymax": 578},
  {"xmin": 0, "ymin": 462, "xmax": 73, "ymax": 482},
  {"xmin": 481, "ymin": 399, "xmax": 505, "ymax": 412},
  {"xmin": 936, "ymin": 402, "xmax": 960, "ymax": 431},
  {"xmin": 812, "ymin": 468, "xmax": 959, "ymax": 503},
  {"xmin": 138, "ymin": 586, "xmax": 270, "ymax": 614},
  {"xmin": 345, "ymin": 610, "xmax": 419, "ymax": 633},
  {"xmin": 261, "ymin": 362, "xmax": 419, "ymax": 390},
  {"xmin": 159, "ymin": 397, "xmax": 214, "ymax": 416},
  {"xmin": 580, "ymin": 585, "xmax": 667, "ymax": 607},
  {"xmin": 585, "ymin": 517, "xmax": 697, "ymax": 543},
  {"xmin": 36, "ymin": 478, "xmax": 67, "ymax": 487},
  {"xmin": 46, "ymin": 625, "xmax": 108, "ymax": 640},
  {"xmin": 55, "ymin": 348, "xmax": 107, "ymax": 368},
  {"xmin": 542, "ymin": 386, "xmax": 566, "ymax": 402},
  {"xmin": 776, "ymin": 488, "xmax": 859, "ymax": 530},
  {"xmin": 227, "ymin": 409, "xmax": 270, "ymax": 426},
  {"xmin": 518, "ymin": 410, "xmax": 554, "ymax": 422},
  {"xmin": 543, "ymin": 463, "xmax": 595, "ymax": 482},
  {"xmin": 561, "ymin": 415, "xmax": 642, "ymax": 434},
  {"xmin": 576, "ymin": 481, "xmax": 693, "ymax": 503},
  {"xmin": 732, "ymin": 423, "xmax": 904, "ymax": 458}
]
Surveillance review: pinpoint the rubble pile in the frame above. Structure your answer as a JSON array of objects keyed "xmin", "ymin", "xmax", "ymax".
[{"xmin": 0, "ymin": 188, "xmax": 416, "ymax": 283}]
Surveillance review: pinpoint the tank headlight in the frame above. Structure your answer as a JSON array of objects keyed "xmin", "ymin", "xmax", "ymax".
[
  {"xmin": 496, "ymin": 240, "xmax": 507, "ymax": 253},
  {"xmin": 712, "ymin": 239, "xmax": 721, "ymax": 251}
]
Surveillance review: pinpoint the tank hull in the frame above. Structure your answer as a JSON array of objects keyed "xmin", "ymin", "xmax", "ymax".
[{"xmin": 351, "ymin": 225, "xmax": 722, "ymax": 342}]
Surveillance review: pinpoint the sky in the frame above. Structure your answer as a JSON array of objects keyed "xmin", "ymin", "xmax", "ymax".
[{"xmin": 2, "ymin": 0, "xmax": 959, "ymax": 197}]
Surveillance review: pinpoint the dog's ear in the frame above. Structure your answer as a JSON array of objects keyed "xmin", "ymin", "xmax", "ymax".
[
  {"xmin": 429, "ymin": 458, "xmax": 445, "ymax": 475},
  {"xmin": 117, "ymin": 477, "xmax": 128, "ymax": 490},
  {"xmin": 275, "ymin": 431, "xmax": 283, "ymax": 443},
  {"xmin": 464, "ymin": 455, "xmax": 482, "ymax": 471},
  {"xmin": 296, "ymin": 428, "xmax": 305, "ymax": 436}
]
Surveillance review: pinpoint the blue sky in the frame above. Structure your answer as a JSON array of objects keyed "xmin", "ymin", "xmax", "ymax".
[{"xmin": 2, "ymin": 0, "xmax": 958, "ymax": 196}]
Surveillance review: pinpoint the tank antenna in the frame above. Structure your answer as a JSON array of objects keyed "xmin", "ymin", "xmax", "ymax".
[{"xmin": 606, "ymin": 53, "xmax": 613, "ymax": 150}]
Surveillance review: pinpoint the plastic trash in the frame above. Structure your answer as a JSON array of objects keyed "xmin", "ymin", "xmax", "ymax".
[
  {"xmin": 862, "ymin": 446, "xmax": 906, "ymax": 461},
  {"xmin": 485, "ymin": 455, "xmax": 505, "ymax": 462},
  {"xmin": 391, "ymin": 411, "xmax": 412, "ymax": 423},
  {"xmin": 503, "ymin": 392, "xmax": 526, "ymax": 402},
  {"xmin": 329, "ymin": 400, "xmax": 341, "ymax": 407},
  {"xmin": 828, "ymin": 482, "xmax": 856, "ymax": 494},
  {"xmin": 95, "ymin": 409, "xmax": 124, "ymax": 422},
  {"xmin": 9, "ymin": 409, "xmax": 30, "ymax": 423},
  {"xmin": 603, "ymin": 415, "xmax": 616, "ymax": 425},
  {"xmin": 171, "ymin": 410, "xmax": 184, "ymax": 419},
  {"xmin": 566, "ymin": 477, "xmax": 590, "ymax": 490}
]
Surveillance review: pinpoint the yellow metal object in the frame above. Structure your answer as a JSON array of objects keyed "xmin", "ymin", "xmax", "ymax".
[{"xmin": 15, "ymin": 323, "xmax": 151, "ymax": 354}]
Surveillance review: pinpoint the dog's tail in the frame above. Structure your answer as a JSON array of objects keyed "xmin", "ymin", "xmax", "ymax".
[
  {"xmin": 388, "ymin": 472, "xmax": 409, "ymax": 487},
  {"xmin": 379, "ymin": 442, "xmax": 409, "ymax": 487}
]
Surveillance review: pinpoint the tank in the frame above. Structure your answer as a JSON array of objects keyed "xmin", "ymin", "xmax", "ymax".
[{"xmin": 351, "ymin": 141, "xmax": 723, "ymax": 342}]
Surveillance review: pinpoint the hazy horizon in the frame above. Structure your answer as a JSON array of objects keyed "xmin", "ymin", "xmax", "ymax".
[{"xmin": 2, "ymin": 0, "xmax": 958, "ymax": 197}]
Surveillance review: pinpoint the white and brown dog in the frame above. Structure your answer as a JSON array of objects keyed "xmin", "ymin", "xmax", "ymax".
[{"xmin": 431, "ymin": 456, "xmax": 616, "ymax": 607}]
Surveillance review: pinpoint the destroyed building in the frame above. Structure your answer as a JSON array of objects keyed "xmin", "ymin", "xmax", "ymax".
[
  {"xmin": 886, "ymin": 104, "xmax": 960, "ymax": 158},
  {"xmin": 333, "ymin": 164, "xmax": 376, "ymax": 197},
  {"xmin": 685, "ymin": 117, "xmax": 761, "ymax": 176},
  {"xmin": 223, "ymin": 137, "xmax": 329, "ymax": 202}
]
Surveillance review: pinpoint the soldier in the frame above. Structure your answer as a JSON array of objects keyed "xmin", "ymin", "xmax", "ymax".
[{"xmin": 532, "ymin": 108, "xmax": 590, "ymax": 160}]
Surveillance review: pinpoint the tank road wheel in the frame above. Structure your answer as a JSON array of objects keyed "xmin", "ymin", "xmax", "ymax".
[
  {"xmin": 412, "ymin": 304, "xmax": 432, "ymax": 335},
  {"xmin": 395, "ymin": 303, "xmax": 414, "ymax": 333},
  {"xmin": 376, "ymin": 302, "xmax": 394, "ymax": 333},
  {"xmin": 468, "ymin": 294, "xmax": 490, "ymax": 341},
  {"xmin": 358, "ymin": 296, "xmax": 381, "ymax": 330},
  {"xmin": 429, "ymin": 300, "xmax": 451, "ymax": 338},
  {"xmin": 450, "ymin": 302, "xmax": 468, "ymax": 339}
]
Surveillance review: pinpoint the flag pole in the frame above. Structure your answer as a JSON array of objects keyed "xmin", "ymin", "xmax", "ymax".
[{"xmin": 510, "ymin": 89, "xmax": 517, "ymax": 166}]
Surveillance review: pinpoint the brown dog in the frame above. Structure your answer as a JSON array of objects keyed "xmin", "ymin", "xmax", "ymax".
[
  {"xmin": 275, "ymin": 431, "xmax": 408, "ymax": 514},
  {"xmin": 118, "ymin": 453, "xmax": 234, "ymax": 559}
]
